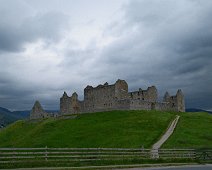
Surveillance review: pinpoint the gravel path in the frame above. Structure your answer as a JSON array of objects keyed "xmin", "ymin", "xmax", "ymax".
[{"xmin": 151, "ymin": 115, "xmax": 180, "ymax": 158}]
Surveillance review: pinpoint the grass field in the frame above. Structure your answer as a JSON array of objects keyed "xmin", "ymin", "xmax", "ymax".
[
  {"xmin": 0, "ymin": 110, "xmax": 175, "ymax": 148},
  {"xmin": 162, "ymin": 112, "xmax": 212, "ymax": 149}
]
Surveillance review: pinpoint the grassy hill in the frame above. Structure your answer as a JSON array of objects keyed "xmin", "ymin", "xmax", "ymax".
[
  {"xmin": 0, "ymin": 110, "xmax": 211, "ymax": 149},
  {"xmin": 0, "ymin": 110, "xmax": 175, "ymax": 148},
  {"xmin": 162, "ymin": 112, "xmax": 212, "ymax": 149}
]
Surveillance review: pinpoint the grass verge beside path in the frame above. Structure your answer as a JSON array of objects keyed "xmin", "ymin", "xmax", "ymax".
[{"xmin": 162, "ymin": 112, "xmax": 212, "ymax": 148}]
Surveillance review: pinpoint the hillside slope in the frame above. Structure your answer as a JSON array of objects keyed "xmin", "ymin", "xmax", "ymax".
[
  {"xmin": 162, "ymin": 112, "xmax": 212, "ymax": 148},
  {"xmin": 0, "ymin": 110, "xmax": 174, "ymax": 148}
]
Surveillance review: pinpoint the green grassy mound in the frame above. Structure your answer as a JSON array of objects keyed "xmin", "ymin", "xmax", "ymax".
[
  {"xmin": 0, "ymin": 110, "xmax": 211, "ymax": 149},
  {"xmin": 163, "ymin": 112, "xmax": 212, "ymax": 148},
  {"xmin": 0, "ymin": 110, "xmax": 174, "ymax": 148}
]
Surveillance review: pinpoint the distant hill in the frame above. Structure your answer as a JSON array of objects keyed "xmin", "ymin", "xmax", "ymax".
[
  {"xmin": 0, "ymin": 107, "xmax": 29, "ymax": 127},
  {"xmin": 0, "ymin": 106, "xmax": 58, "ymax": 127},
  {"xmin": 12, "ymin": 110, "xmax": 30, "ymax": 118},
  {"xmin": 186, "ymin": 108, "xmax": 212, "ymax": 114}
]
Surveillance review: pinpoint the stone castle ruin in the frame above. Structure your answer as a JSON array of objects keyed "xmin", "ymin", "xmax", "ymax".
[{"xmin": 30, "ymin": 79, "xmax": 185, "ymax": 119}]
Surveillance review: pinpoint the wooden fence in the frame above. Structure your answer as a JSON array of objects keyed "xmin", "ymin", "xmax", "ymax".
[{"xmin": 0, "ymin": 147, "xmax": 211, "ymax": 163}]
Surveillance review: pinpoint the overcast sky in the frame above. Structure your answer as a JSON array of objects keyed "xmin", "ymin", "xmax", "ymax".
[{"xmin": 0, "ymin": 0, "xmax": 211, "ymax": 111}]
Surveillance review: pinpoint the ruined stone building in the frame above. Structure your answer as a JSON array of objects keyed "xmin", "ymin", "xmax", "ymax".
[
  {"xmin": 30, "ymin": 101, "xmax": 57, "ymax": 119},
  {"xmin": 60, "ymin": 79, "xmax": 185, "ymax": 115},
  {"xmin": 30, "ymin": 101, "xmax": 50, "ymax": 119},
  {"xmin": 30, "ymin": 79, "xmax": 185, "ymax": 119}
]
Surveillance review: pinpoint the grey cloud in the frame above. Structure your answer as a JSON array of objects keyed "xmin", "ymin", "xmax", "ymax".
[
  {"xmin": 0, "ymin": 2, "xmax": 70, "ymax": 110},
  {"xmin": 0, "ymin": 75, "xmax": 62, "ymax": 110},
  {"xmin": 98, "ymin": 0, "xmax": 212, "ymax": 110},
  {"xmin": 0, "ymin": 1, "xmax": 69, "ymax": 53},
  {"xmin": 21, "ymin": 12, "xmax": 69, "ymax": 41},
  {"xmin": 0, "ymin": 0, "xmax": 211, "ymax": 111}
]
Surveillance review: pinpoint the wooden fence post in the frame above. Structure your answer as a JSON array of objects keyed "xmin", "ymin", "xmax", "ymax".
[
  {"xmin": 45, "ymin": 146, "xmax": 48, "ymax": 161},
  {"xmin": 12, "ymin": 147, "xmax": 15, "ymax": 162},
  {"xmin": 98, "ymin": 148, "xmax": 102, "ymax": 159}
]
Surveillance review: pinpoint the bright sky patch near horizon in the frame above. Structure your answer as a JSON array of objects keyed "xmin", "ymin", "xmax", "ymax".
[{"xmin": 0, "ymin": 0, "xmax": 211, "ymax": 111}]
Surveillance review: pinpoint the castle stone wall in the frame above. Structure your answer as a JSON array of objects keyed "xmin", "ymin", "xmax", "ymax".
[
  {"xmin": 129, "ymin": 86, "xmax": 157, "ymax": 103},
  {"xmin": 155, "ymin": 102, "xmax": 173, "ymax": 111},
  {"xmin": 129, "ymin": 100, "xmax": 152, "ymax": 110},
  {"xmin": 116, "ymin": 99, "xmax": 130, "ymax": 110},
  {"xmin": 84, "ymin": 83, "xmax": 116, "ymax": 113}
]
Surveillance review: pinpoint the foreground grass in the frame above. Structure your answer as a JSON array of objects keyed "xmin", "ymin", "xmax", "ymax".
[
  {"xmin": 0, "ymin": 110, "xmax": 174, "ymax": 148},
  {"xmin": 163, "ymin": 112, "xmax": 212, "ymax": 148}
]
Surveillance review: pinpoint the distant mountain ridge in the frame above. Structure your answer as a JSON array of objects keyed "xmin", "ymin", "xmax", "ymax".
[
  {"xmin": 186, "ymin": 108, "xmax": 212, "ymax": 114},
  {"xmin": 0, "ymin": 107, "xmax": 29, "ymax": 127}
]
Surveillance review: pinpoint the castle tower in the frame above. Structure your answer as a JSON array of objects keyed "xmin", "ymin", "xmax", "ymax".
[
  {"xmin": 164, "ymin": 90, "xmax": 185, "ymax": 112},
  {"xmin": 30, "ymin": 100, "xmax": 47, "ymax": 119},
  {"xmin": 71, "ymin": 92, "xmax": 78, "ymax": 101},
  {"xmin": 176, "ymin": 89, "xmax": 185, "ymax": 112},
  {"xmin": 71, "ymin": 92, "xmax": 80, "ymax": 113},
  {"xmin": 163, "ymin": 91, "xmax": 170, "ymax": 102},
  {"xmin": 147, "ymin": 86, "xmax": 158, "ymax": 102},
  {"xmin": 60, "ymin": 91, "xmax": 71, "ymax": 114},
  {"xmin": 115, "ymin": 79, "xmax": 128, "ymax": 100}
]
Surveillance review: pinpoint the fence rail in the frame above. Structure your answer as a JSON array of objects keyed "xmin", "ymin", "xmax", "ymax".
[{"xmin": 0, "ymin": 147, "xmax": 211, "ymax": 163}]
